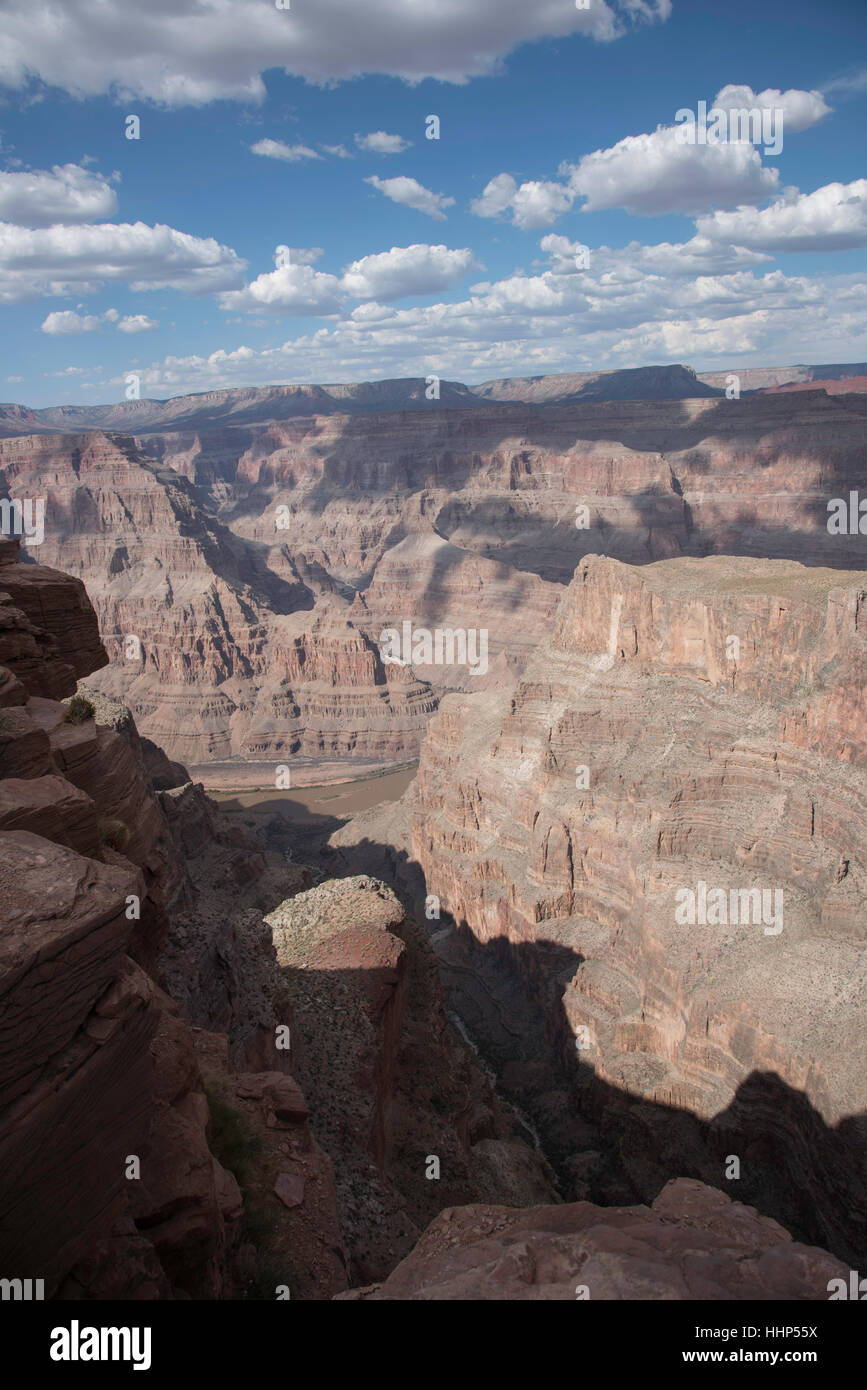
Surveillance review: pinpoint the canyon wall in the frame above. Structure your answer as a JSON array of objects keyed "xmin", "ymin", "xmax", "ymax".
[
  {"xmin": 0, "ymin": 539, "xmax": 241, "ymax": 1295},
  {"xmin": 365, "ymin": 553, "xmax": 867, "ymax": 1264},
  {"xmin": 0, "ymin": 431, "xmax": 438, "ymax": 775},
  {"xmin": 2, "ymin": 386, "xmax": 866, "ymax": 774}
]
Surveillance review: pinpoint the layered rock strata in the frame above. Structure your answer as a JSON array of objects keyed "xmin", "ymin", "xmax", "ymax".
[
  {"xmin": 0, "ymin": 431, "xmax": 436, "ymax": 771},
  {"xmin": 0, "ymin": 539, "xmax": 344, "ymax": 1297},
  {"xmin": 3, "ymin": 385, "xmax": 867, "ymax": 773},
  {"xmin": 362, "ymin": 553, "xmax": 867, "ymax": 1264}
]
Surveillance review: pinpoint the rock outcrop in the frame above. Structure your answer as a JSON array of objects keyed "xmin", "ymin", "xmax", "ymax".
[
  {"xmin": 358, "ymin": 553, "xmax": 867, "ymax": 1265},
  {"xmin": 265, "ymin": 874, "xmax": 557, "ymax": 1284},
  {"xmin": 338, "ymin": 1178, "xmax": 849, "ymax": 1300}
]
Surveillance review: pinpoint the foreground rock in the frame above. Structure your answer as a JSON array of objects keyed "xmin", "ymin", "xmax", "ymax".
[
  {"xmin": 337, "ymin": 1179, "xmax": 848, "ymax": 1300},
  {"xmin": 0, "ymin": 539, "xmax": 343, "ymax": 1297}
]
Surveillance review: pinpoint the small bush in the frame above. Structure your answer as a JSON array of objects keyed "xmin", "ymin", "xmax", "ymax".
[
  {"xmin": 97, "ymin": 817, "xmax": 130, "ymax": 852},
  {"xmin": 65, "ymin": 694, "xmax": 95, "ymax": 724},
  {"xmin": 205, "ymin": 1087, "xmax": 262, "ymax": 1185}
]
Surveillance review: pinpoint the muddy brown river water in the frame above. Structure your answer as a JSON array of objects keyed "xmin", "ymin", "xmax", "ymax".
[{"xmin": 209, "ymin": 763, "xmax": 417, "ymax": 825}]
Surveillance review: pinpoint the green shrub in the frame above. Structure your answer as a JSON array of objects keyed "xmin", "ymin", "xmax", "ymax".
[
  {"xmin": 97, "ymin": 817, "xmax": 130, "ymax": 852},
  {"xmin": 64, "ymin": 694, "xmax": 95, "ymax": 724},
  {"xmin": 205, "ymin": 1087, "xmax": 262, "ymax": 1185},
  {"xmin": 205, "ymin": 1089, "xmax": 298, "ymax": 1300}
]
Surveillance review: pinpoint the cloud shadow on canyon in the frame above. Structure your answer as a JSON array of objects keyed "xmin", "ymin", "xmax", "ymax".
[{"xmin": 132, "ymin": 390, "xmax": 867, "ymax": 602}]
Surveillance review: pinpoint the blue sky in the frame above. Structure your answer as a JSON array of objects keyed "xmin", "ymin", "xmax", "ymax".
[{"xmin": 0, "ymin": 0, "xmax": 865, "ymax": 405}]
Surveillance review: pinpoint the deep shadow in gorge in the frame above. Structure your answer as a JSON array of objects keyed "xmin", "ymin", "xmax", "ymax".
[{"xmin": 319, "ymin": 832, "xmax": 867, "ymax": 1271}]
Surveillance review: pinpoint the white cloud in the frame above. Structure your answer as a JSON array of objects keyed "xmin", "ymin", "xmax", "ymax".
[
  {"xmin": 365, "ymin": 175, "xmax": 454, "ymax": 221},
  {"xmin": 41, "ymin": 306, "xmax": 160, "ymax": 333},
  {"xmin": 110, "ymin": 260, "xmax": 867, "ymax": 400},
  {"xmin": 221, "ymin": 242, "xmax": 479, "ymax": 317},
  {"xmin": 539, "ymin": 231, "xmax": 770, "ymax": 276},
  {"xmin": 117, "ymin": 313, "xmax": 158, "ymax": 333},
  {"xmin": 250, "ymin": 138, "xmax": 322, "ymax": 162},
  {"xmin": 322, "ymin": 144, "xmax": 352, "ymax": 159},
  {"xmin": 471, "ymin": 173, "xmax": 574, "ymax": 229},
  {"xmin": 0, "ymin": 0, "xmax": 668, "ymax": 105},
  {"xmin": 0, "ymin": 221, "xmax": 245, "ymax": 303},
  {"xmin": 340, "ymin": 244, "xmax": 479, "ymax": 299},
  {"xmin": 712, "ymin": 84, "xmax": 832, "ymax": 134},
  {"xmin": 355, "ymin": 131, "xmax": 411, "ymax": 155},
  {"xmin": 470, "ymin": 173, "xmax": 518, "ymax": 220},
  {"xmin": 473, "ymin": 118, "xmax": 783, "ymax": 227},
  {"xmin": 562, "ymin": 124, "xmax": 780, "ymax": 215},
  {"xmin": 41, "ymin": 309, "xmax": 103, "ymax": 333},
  {"xmin": 0, "ymin": 162, "xmax": 117, "ymax": 226},
  {"xmin": 697, "ymin": 180, "xmax": 867, "ymax": 252},
  {"xmin": 218, "ymin": 261, "xmax": 343, "ymax": 315}
]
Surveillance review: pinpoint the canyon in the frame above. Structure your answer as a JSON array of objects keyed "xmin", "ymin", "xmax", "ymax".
[
  {"xmin": 1, "ymin": 364, "xmax": 866, "ymax": 777},
  {"xmin": 0, "ymin": 535, "xmax": 559, "ymax": 1297},
  {"xmin": 1, "ymin": 366, "xmax": 865, "ymax": 1301},
  {"xmin": 338, "ymin": 552, "xmax": 867, "ymax": 1269}
]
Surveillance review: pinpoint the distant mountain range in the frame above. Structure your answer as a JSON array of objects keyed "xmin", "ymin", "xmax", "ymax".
[{"xmin": 2, "ymin": 361, "xmax": 866, "ymax": 437}]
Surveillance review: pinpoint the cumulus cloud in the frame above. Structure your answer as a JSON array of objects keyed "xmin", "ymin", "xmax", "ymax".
[
  {"xmin": 365, "ymin": 175, "xmax": 454, "ymax": 220},
  {"xmin": 471, "ymin": 173, "xmax": 574, "ymax": 229},
  {"xmin": 218, "ymin": 261, "xmax": 343, "ymax": 315},
  {"xmin": 538, "ymin": 232, "xmax": 770, "ymax": 277},
  {"xmin": 0, "ymin": 162, "xmax": 117, "ymax": 226},
  {"xmin": 117, "ymin": 313, "xmax": 158, "ymax": 332},
  {"xmin": 472, "ymin": 117, "xmax": 783, "ymax": 227},
  {"xmin": 355, "ymin": 131, "xmax": 411, "ymax": 155},
  {"xmin": 697, "ymin": 180, "xmax": 867, "ymax": 252},
  {"xmin": 340, "ymin": 244, "xmax": 478, "ymax": 299},
  {"xmin": 222, "ymin": 242, "xmax": 478, "ymax": 316},
  {"xmin": 41, "ymin": 306, "xmax": 159, "ymax": 333},
  {"xmin": 250, "ymin": 138, "xmax": 322, "ymax": 162},
  {"xmin": 322, "ymin": 144, "xmax": 352, "ymax": 159},
  {"xmin": 562, "ymin": 125, "xmax": 780, "ymax": 215},
  {"xmin": 41, "ymin": 309, "xmax": 103, "ymax": 334},
  {"xmin": 0, "ymin": 0, "xmax": 669, "ymax": 105},
  {"xmin": 712, "ymin": 85, "xmax": 832, "ymax": 134},
  {"xmin": 0, "ymin": 221, "xmax": 245, "ymax": 303},
  {"xmin": 110, "ymin": 258, "xmax": 867, "ymax": 401}
]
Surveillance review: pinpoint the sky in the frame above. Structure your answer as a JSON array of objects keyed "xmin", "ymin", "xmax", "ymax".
[{"xmin": 0, "ymin": 0, "xmax": 865, "ymax": 406}]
